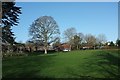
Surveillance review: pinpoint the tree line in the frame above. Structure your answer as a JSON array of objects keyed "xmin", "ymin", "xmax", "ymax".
[
  {"xmin": 53, "ymin": 27, "xmax": 119, "ymax": 50},
  {"xmin": 28, "ymin": 16, "xmax": 119, "ymax": 53}
]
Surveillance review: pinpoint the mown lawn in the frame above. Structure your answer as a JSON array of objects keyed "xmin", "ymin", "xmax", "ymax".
[{"xmin": 2, "ymin": 49, "xmax": 120, "ymax": 79}]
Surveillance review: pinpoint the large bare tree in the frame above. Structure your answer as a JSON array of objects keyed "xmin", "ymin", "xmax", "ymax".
[{"xmin": 29, "ymin": 16, "xmax": 60, "ymax": 54}]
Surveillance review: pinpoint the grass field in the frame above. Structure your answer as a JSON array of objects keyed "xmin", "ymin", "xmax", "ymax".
[{"xmin": 2, "ymin": 49, "xmax": 120, "ymax": 79}]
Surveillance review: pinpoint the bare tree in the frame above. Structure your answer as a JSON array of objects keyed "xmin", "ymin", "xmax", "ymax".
[
  {"xmin": 96, "ymin": 34, "xmax": 107, "ymax": 46},
  {"xmin": 78, "ymin": 32, "xmax": 84, "ymax": 44},
  {"xmin": 84, "ymin": 34, "xmax": 96, "ymax": 47},
  {"xmin": 29, "ymin": 16, "xmax": 60, "ymax": 54},
  {"xmin": 64, "ymin": 27, "xmax": 76, "ymax": 42},
  {"xmin": 64, "ymin": 27, "xmax": 76, "ymax": 49},
  {"xmin": 72, "ymin": 34, "xmax": 81, "ymax": 50}
]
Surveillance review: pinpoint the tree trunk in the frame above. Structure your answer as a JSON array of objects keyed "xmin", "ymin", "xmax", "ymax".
[
  {"xmin": 44, "ymin": 47, "xmax": 47, "ymax": 54},
  {"xmin": 77, "ymin": 45, "xmax": 79, "ymax": 50},
  {"xmin": 35, "ymin": 46, "xmax": 37, "ymax": 51},
  {"xmin": 44, "ymin": 34, "xmax": 48, "ymax": 54},
  {"xmin": 70, "ymin": 45, "xmax": 72, "ymax": 51},
  {"xmin": 94, "ymin": 46, "xmax": 95, "ymax": 50}
]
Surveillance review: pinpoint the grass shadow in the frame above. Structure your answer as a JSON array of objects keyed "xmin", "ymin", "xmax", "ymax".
[
  {"xmin": 76, "ymin": 50, "xmax": 120, "ymax": 78},
  {"xmin": 97, "ymin": 50, "xmax": 120, "ymax": 78},
  {"xmin": 2, "ymin": 54, "xmax": 57, "ymax": 78}
]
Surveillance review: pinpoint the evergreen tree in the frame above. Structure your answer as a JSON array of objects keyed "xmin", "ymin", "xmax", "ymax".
[
  {"xmin": 2, "ymin": 2, "xmax": 21, "ymax": 26},
  {"xmin": 2, "ymin": 2, "xmax": 21, "ymax": 45},
  {"xmin": 109, "ymin": 41, "xmax": 115, "ymax": 46},
  {"xmin": 116, "ymin": 39, "xmax": 120, "ymax": 47},
  {"xmin": 2, "ymin": 25, "xmax": 15, "ymax": 45}
]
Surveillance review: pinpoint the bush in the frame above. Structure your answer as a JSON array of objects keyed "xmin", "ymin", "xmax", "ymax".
[{"xmin": 2, "ymin": 52, "xmax": 28, "ymax": 57}]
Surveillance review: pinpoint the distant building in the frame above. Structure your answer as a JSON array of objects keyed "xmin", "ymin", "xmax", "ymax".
[{"xmin": 54, "ymin": 43, "xmax": 71, "ymax": 51}]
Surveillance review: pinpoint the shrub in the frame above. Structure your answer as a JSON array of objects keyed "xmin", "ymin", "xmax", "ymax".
[{"xmin": 2, "ymin": 52, "xmax": 28, "ymax": 57}]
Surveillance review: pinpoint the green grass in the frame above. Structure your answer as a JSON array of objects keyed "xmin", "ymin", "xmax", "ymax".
[{"xmin": 2, "ymin": 49, "xmax": 120, "ymax": 78}]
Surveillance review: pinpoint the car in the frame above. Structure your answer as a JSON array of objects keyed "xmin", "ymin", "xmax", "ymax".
[
  {"xmin": 82, "ymin": 47, "xmax": 89, "ymax": 50},
  {"xmin": 63, "ymin": 49, "xmax": 71, "ymax": 52}
]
